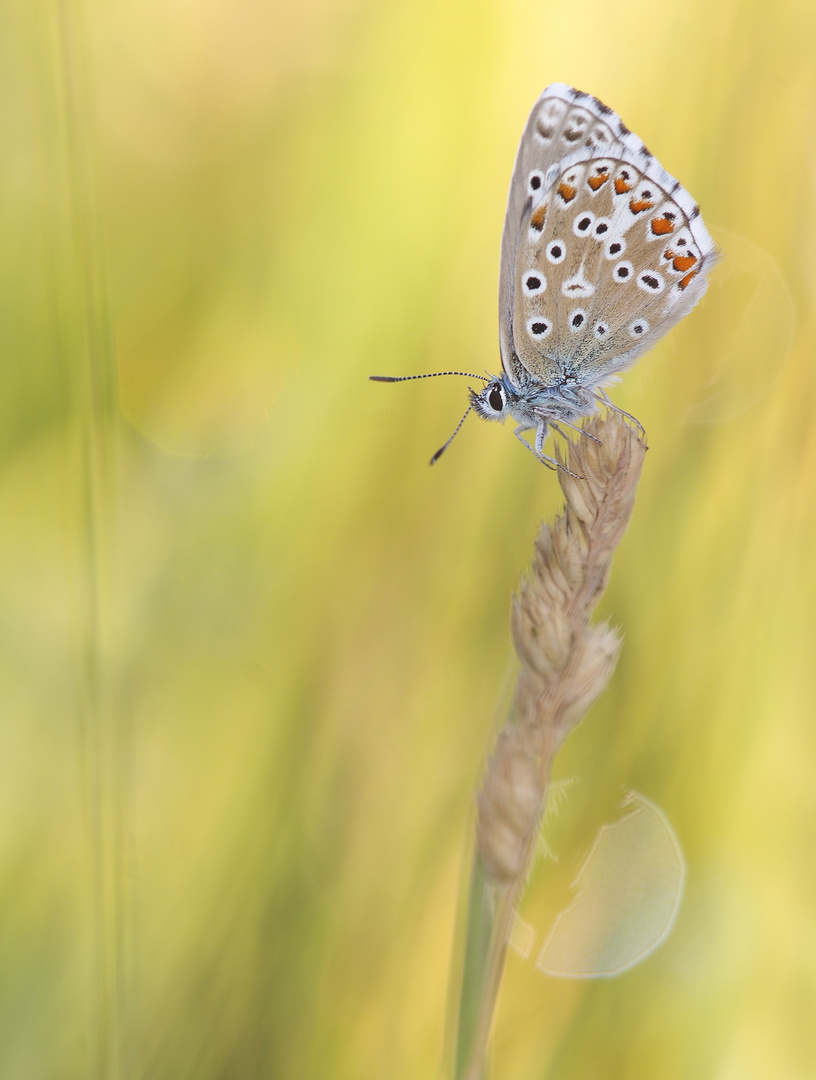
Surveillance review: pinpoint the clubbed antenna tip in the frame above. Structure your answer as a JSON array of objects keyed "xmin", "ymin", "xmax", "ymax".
[{"xmin": 429, "ymin": 404, "xmax": 474, "ymax": 465}]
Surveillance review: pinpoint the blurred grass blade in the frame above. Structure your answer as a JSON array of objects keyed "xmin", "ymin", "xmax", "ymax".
[
  {"xmin": 51, "ymin": 1, "xmax": 129, "ymax": 1076},
  {"xmin": 454, "ymin": 861, "xmax": 524, "ymax": 1080},
  {"xmin": 454, "ymin": 858, "xmax": 499, "ymax": 1080}
]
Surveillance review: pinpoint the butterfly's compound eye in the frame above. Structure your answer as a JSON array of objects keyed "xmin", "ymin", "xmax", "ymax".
[{"xmin": 488, "ymin": 384, "xmax": 504, "ymax": 411}]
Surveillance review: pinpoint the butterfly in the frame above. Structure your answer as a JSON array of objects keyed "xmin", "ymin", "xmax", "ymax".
[{"xmin": 372, "ymin": 83, "xmax": 718, "ymax": 467}]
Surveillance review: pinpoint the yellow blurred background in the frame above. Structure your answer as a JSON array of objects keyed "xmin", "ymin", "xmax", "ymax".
[{"xmin": 3, "ymin": 0, "xmax": 815, "ymax": 1076}]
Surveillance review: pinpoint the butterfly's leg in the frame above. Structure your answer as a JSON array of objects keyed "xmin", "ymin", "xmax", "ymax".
[
  {"xmin": 535, "ymin": 421, "xmax": 584, "ymax": 477},
  {"xmin": 514, "ymin": 425, "xmax": 556, "ymax": 470},
  {"xmin": 515, "ymin": 424, "xmax": 582, "ymax": 477},
  {"xmin": 590, "ymin": 388, "xmax": 646, "ymax": 436},
  {"xmin": 533, "ymin": 420, "xmax": 549, "ymax": 457},
  {"xmin": 550, "ymin": 418, "xmax": 602, "ymax": 445}
]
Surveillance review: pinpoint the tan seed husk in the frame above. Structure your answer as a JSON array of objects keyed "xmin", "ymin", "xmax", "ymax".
[{"xmin": 476, "ymin": 412, "xmax": 647, "ymax": 886}]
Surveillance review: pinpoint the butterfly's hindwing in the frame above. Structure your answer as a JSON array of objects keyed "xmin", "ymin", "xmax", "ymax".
[{"xmin": 499, "ymin": 86, "xmax": 716, "ymax": 395}]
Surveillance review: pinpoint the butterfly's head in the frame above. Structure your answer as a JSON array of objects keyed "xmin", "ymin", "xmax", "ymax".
[{"xmin": 470, "ymin": 377, "xmax": 517, "ymax": 424}]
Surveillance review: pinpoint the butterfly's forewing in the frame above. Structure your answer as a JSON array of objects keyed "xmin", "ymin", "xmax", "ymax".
[{"xmin": 498, "ymin": 85, "xmax": 619, "ymax": 383}]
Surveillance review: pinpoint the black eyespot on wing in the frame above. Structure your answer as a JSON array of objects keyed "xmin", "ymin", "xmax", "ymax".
[
  {"xmin": 528, "ymin": 170, "xmax": 545, "ymax": 197},
  {"xmin": 546, "ymin": 240, "xmax": 565, "ymax": 263},
  {"xmin": 526, "ymin": 315, "xmax": 553, "ymax": 340},
  {"xmin": 628, "ymin": 319, "xmax": 650, "ymax": 338},
  {"xmin": 637, "ymin": 271, "xmax": 665, "ymax": 294}
]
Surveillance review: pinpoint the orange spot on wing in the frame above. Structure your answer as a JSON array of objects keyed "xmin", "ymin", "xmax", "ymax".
[
  {"xmin": 530, "ymin": 203, "xmax": 548, "ymax": 231},
  {"xmin": 629, "ymin": 198, "xmax": 654, "ymax": 214},
  {"xmin": 678, "ymin": 269, "xmax": 698, "ymax": 290},
  {"xmin": 672, "ymin": 253, "xmax": 698, "ymax": 272},
  {"xmin": 651, "ymin": 216, "xmax": 675, "ymax": 235},
  {"xmin": 587, "ymin": 170, "xmax": 609, "ymax": 191},
  {"xmin": 557, "ymin": 181, "xmax": 576, "ymax": 203},
  {"xmin": 614, "ymin": 176, "xmax": 633, "ymax": 194}
]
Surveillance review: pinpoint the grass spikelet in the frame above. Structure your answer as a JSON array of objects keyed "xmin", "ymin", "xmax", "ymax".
[
  {"xmin": 454, "ymin": 413, "xmax": 647, "ymax": 1080},
  {"xmin": 477, "ymin": 413, "xmax": 647, "ymax": 887}
]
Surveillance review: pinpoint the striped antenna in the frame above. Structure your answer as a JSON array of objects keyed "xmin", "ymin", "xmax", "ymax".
[{"xmin": 370, "ymin": 371, "xmax": 489, "ymax": 383}]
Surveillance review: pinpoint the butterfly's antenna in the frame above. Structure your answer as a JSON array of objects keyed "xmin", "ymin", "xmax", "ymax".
[
  {"xmin": 430, "ymin": 403, "xmax": 474, "ymax": 465},
  {"xmin": 370, "ymin": 371, "xmax": 490, "ymax": 383}
]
